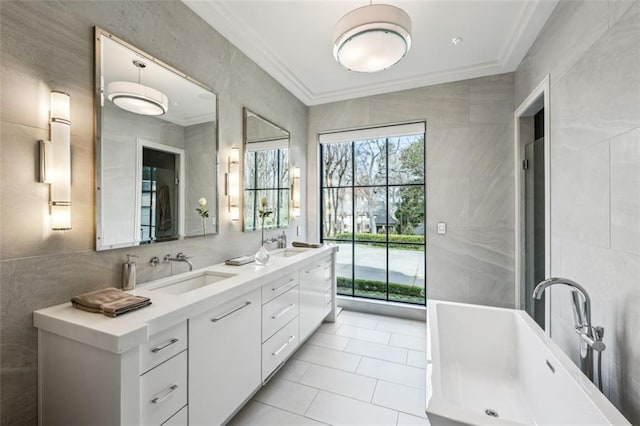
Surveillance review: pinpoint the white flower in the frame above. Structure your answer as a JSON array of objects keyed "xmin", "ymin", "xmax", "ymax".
[
  {"xmin": 260, "ymin": 197, "xmax": 268, "ymax": 207},
  {"xmin": 198, "ymin": 197, "xmax": 207, "ymax": 207}
]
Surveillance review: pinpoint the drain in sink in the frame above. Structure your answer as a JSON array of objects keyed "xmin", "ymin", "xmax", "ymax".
[{"xmin": 485, "ymin": 408, "xmax": 499, "ymax": 418}]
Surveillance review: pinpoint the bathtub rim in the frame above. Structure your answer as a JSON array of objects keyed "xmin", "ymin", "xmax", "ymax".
[{"xmin": 425, "ymin": 299, "xmax": 630, "ymax": 425}]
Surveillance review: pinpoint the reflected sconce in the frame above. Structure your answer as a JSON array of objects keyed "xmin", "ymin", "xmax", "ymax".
[
  {"xmin": 225, "ymin": 147, "xmax": 240, "ymax": 221},
  {"xmin": 291, "ymin": 166, "xmax": 301, "ymax": 217},
  {"xmin": 40, "ymin": 91, "xmax": 72, "ymax": 230}
]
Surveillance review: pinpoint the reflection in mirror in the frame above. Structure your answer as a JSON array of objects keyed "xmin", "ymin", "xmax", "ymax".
[
  {"xmin": 95, "ymin": 28, "xmax": 218, "ymax": 250},
  {"xmin": 243, "ymin": 109, "xmax": 290, "ymax": 232}
]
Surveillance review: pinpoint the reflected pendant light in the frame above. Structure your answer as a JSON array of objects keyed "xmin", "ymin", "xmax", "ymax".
[
  {"xmin": 333, "ymin": 3, "xmax": 412, "ymax": 73},
  {"xmin": 107, "ymin": 60, "xmax": 168, "ymax": 116}
]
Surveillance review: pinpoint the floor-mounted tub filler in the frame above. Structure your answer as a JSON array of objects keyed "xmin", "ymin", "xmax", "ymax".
[{"xmin": 426, "ymin": 300, "xmax": 630, "ymax": 425}]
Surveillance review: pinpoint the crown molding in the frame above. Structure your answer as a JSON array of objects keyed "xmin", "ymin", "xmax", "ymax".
[{"xmin": 183, "ymin": 0, "xmax": 557, "ymax": 106}]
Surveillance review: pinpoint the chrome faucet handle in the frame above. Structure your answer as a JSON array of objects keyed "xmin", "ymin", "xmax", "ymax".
[
  {"xmin": 176, "ymin": 252, "xmax": 192, "ymax": 260},
  {"xmin": 150, "ymin": 256, "xmax": 160, "ymax": 267}
]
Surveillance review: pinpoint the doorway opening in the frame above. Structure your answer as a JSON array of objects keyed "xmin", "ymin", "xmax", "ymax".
[{"xmin": 514, "ymin": 76, "xmax": 550, "ymax": 330}]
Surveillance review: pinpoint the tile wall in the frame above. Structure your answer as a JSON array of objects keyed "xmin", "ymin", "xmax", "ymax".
[
  {"xmin": 307, "ymin": 74, "xmax": 516, "ymax": 309},
  {"xmin": 0, "ymin": 2, "xmax": 307, "ymax": 424},
  {"xmin": 515, "ymin": 1, "xmax": 640, "ymax": 422}
]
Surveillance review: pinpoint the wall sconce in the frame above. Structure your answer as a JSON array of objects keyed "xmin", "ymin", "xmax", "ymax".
[
  {"xmin": 225, "ymin": 147, "xmax": 240, "ymax": 221},
  {"xmin": 39, "ymin": 91, "xmax": 71, "ymax": 230},
  {"xmin": 291, "ymin": 166, "xmax": 301, "ymax": 217}
]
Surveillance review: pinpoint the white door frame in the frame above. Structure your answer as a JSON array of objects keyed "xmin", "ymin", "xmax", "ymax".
[
  {"xmin": 513, "ymin": 75, "xmax": 551, "ymax": 332},
  {"xmin": 135, "ymin": 139, "xmax": 186, "ymax": 241}
]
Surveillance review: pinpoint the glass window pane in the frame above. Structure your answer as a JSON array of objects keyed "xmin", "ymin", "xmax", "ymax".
[
  {"xmin": 278, "ymin": 189, "xmax": 290, "ymax": 227},
  {"xmin": 254, "ymin": 190, "xmax": 278, "ymax": 230},
  {"xmin": 336, "ymin": 241, "xmax": 353, "ymax": 296},
  {"xmin": 323, "ymin": 143, "xmax": 352, "ymax": 187},
  {"xmin": 245, "ymin": 152, "xmax": 257, "ymax": 189},
  {"xmin": 388, "ymin": 135, "xmax": 424, "ymax": 185},
  {"xmin": 244, "ymin": 190, "xmax": 256, "ymax": 231},
  {"xmin": 354, "ymin": 242, "xmax": 386, "ymax": 300},
  {"xmin": 255, "ymin": 150, "xmax": 278, "ymax": 189},
  {"xmin": 322, "ymin": 188, "xmax": 353, "ymax": 240},
  {"xmin": 354, "ymin": 187, "xmax": 387, "ymax": 239},
  {"xmin": 389, "ymin": 186, "xmax": 425, "ymax": 243},
  {"xmin": 279, "ymin": 149, "xmax": 289, "ymax": 187},
  {"xmin": 355, "ymin": 139, "xmax": 386, "ymax": 186},
  {"xmin": 388, "ymin": 245, "xmax": 425, "ymax": 304}
]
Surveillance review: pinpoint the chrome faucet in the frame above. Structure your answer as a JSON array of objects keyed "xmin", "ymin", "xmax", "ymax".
[
  {"xmin": 277, "ymin": 231, "xmax": 287, "ymax": 249},
  {"xmin": 532, "ymin": 277, "xmax": 606, "ymax": 390},
  {"xmin": 164, "ymin": 252, "xmax": 193, "ymax": 271}
]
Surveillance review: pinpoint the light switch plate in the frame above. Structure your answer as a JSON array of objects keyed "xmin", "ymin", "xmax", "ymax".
[
  {"xmin": 296, "ymin": 226, "xmax": 301, "ymax": 236},
  {"xmin": 437, "ymin": 222, "xmax": 447, "ymax": 235}
]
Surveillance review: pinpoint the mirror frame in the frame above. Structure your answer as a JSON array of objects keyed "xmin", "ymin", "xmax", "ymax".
[
  {"xmin": 241, "ymin": 107, "xmax": 291, "ymax": 232},
  {"xmin": 94, "ymin": 27, "xmax": 220, "ymax": 250}
]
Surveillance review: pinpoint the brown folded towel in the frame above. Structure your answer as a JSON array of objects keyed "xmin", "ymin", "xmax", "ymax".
[
  {"xmin": 292, "ymin": 241, "xmax": 323, "ymax": 248},
  {"xmin": 71, "ymin": 287, "xmax": 151, "ymax": 317}
]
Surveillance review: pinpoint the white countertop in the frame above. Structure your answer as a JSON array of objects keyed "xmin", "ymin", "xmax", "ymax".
[{"xmin": 33, "ymin": 245, "xmax": 336, "ymax": 354}]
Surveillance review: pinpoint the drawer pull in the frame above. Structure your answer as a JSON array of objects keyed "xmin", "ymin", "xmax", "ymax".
[
  {"xmin": 271, "ymin": 304, "xmax": 296, "ymax": 319},
  {"xmin": 150, "ymin": 338, "xmax": 179, "ymax": 353},
  {"xmin": 151, "ymin": 384, "xmax": 178, "ymax": 404},
  {"xmin": 272, "ymin": 279, "xmax": 294, "ymax": 292},
  {"xmin": 305, "ymin": 265, "xmax": 321, "ymax": 274},
  {"xmin": 272, "ymin": 335, "xmax": 295, "ymax": 357},
  {"xmin": 211, "ymin": 301, "xmax": 252, "ymax": 322}
]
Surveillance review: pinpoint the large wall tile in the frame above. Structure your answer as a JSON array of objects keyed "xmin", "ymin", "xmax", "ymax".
[
  {"xmin": 426, "ymin": 178, "xmax": 469, "ymax": 227},
  {"xmin": 608, "ymin": 0, "xmax": 637, "ymax": 28},
  {"xmin": 610, "ymin": 128, "xmax": 640, "ymax": 255},
  {"xmin": 469, "ymin": 176, "xmax": 514, "ymax": 228},
  {"xmin": 551, "ymin": 141, "xmax": 611, "ymax": 249},
  {"xmin": 551, "ymin": 3, "xmax": 640, "ymax": 157},
  {"xmin": 515, "ymin": 0, "xmax": 609, "ymax": 104},
  {"xmin": 469, "ymin": 73, "xmax": 514, "ymax": 125}
]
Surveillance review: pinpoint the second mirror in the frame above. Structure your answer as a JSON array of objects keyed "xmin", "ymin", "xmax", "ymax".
[{"xmin": 243, "ymin": 108, "xmax": 290, "ymax": 232}]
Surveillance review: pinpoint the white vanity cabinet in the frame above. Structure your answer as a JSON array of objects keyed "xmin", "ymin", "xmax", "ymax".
[
  {"xmin": 188, "ymin": 288, "xmax": 261, "ymax": 425},
  {"xmin": 260, "ymin": 272, "xmax": 300, "ymax": 381},
  {"xmin": 37, "ymin": 321, "xmax": 188, "ymax": 426},
  {"xmin": 299, "ymin": 254, "xmax": 333, "ymax": 342},
  {"xmin": 34, "ymin": 246, "xmax": 337, "ymax": 426}
]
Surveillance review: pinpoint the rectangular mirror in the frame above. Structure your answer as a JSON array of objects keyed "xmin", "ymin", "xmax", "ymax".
[
  {"xmin": 95, "ymin": 28, "xmax": 218, "ymax": 250},
  {"xmin": 243, "ymin": 108, "xmax": 290, "ymax": 232}
]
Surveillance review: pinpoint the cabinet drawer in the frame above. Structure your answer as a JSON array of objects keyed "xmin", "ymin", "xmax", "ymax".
[
  {"xmin": 141, "ymin": 351, "xmax": 187, "ymax": 426},
  {"xmin": 324, "ymin": 288, "xmax": 333, "ymax": 315},
  {"xmin": 262, "ymin": 318, "xmax": 299, "ymax": 381},
  {"xmin": 140, "ymin": 322, "xmax": 188, "ymax": 374},
  {"xmin": 262, "ymin": 272, "xmax": 298, "ymax": 304},
  {"xmin": 262, "ymin": 286, "xmax": 299, "ymax": 342},
  {"xmin": 162, "ymin": 405, "xmax": 187, "ymax": 426}
]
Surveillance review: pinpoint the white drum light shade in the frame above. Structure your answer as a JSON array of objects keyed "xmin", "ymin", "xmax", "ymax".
[
  {"xmin": 107, "ymin": 81, "xmax": 168, "ymax": 116},
  {"xmin": 333, "ymin": 4, "xmax": 412, "ymax": 72}
]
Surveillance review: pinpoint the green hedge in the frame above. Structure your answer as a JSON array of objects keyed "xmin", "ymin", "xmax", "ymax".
[
  {"xmin": 337, "ymin": 277, "xmax": 424, "ymax": 298},
  {"xmin": 330, "ymin": 233, "xmax": 424, "ymax": 250}
]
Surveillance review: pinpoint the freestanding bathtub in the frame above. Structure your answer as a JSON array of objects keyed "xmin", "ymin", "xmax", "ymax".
[{"xmin": 426, "ymin": 300, "xmax": 630, "ymax": 425}]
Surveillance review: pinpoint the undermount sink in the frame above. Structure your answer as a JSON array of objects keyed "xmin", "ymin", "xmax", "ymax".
[
  {"xmin": 147, "ymin": 271, "xmax": 237, "ymax": 295},
  {"xmin": 271, "ymin": 248, "xmax": 308, "ymax": 258}
]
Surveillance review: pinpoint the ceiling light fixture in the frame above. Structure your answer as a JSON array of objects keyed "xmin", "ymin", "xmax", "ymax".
[
  {"xmin": 333, "ymin": 3, "xmax": 412, "ymax": 73},
  {"xmin": 107, "ymin": 60, "xmax": 168, "ymax": 116},
  {"xmin": 449, "ymin": 37, "xmax": 463, "ymax": 46}
]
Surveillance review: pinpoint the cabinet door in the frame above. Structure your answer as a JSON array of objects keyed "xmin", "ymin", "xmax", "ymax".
[
  {"xmin": 189, "ymin": 288, "xmax": 261, "ymax": 425},
  {"xmin": 299, "ymin": 255, "xmax": 332, "ymax": 341}
]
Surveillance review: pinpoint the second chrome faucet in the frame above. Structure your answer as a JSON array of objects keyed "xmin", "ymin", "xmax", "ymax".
[{"xmin": 163, "ymin": 252, "xmax": 193, "ymax": 271}]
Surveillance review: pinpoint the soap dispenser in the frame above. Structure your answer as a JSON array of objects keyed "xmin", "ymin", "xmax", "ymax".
[{"xmin": 122, "ymin": 254, "xmax": 138, "ymax": 291}]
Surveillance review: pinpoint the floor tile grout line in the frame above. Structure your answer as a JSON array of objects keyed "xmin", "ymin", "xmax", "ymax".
[{"xmin": 370, "ymin": 379, "xmax": 380, "ymax": 403}]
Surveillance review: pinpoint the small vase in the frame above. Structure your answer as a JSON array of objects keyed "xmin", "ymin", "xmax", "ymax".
[{"xmin": 254, "ymin": 245, "xmax": 270, "ymax": 265}]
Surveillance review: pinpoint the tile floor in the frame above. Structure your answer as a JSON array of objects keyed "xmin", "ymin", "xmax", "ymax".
[{"xmin": 229, "ymin": 309, "xmax": 432, "ymax": 425}]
